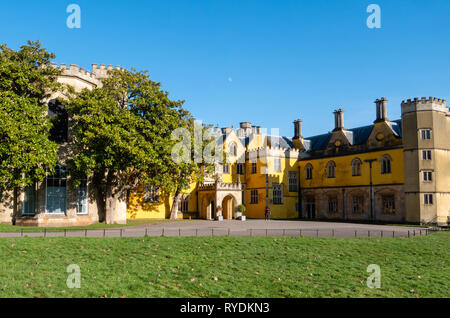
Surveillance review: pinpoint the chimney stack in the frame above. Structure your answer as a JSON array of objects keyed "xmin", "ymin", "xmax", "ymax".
[
  {"xmin": 293, "ymin": 119, "xmax": 302, "ymax": 139},
  {"xmin": 333, "ymin": 109, "xmax": 344, "ymax": 131},
  {"xmin": 374, "ymin": 97, "xmax": 388, "ymax": 122}
]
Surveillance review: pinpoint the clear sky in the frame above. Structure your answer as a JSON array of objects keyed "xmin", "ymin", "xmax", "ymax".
[{"xmin": 1, "ymin": 0, "xmax": 450, "ymax": 137}]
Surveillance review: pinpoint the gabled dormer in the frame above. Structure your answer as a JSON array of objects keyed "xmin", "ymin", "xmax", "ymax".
[
  {"xmin": 326, "ymin": 109, "xmax": 353, "ymax": 151},
  {"xmin": 367, "ymin": 98, "xmax": 402, "ymax": 148}
]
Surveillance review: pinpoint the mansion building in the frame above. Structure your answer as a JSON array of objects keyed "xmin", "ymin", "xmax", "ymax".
[{"xmin": 0, "ymin": 63, "xmax": 449, "ymax": 226}]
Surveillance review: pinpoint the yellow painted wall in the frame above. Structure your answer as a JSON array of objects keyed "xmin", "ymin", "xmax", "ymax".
[{"xmin": 299, "ymin": 148, "xmax": 404, "ymax": 188}]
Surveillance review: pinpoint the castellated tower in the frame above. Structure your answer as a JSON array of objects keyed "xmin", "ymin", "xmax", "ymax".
[{"xmin": 401, "ymin": 97, "xmax": 450, "ymax": 225}]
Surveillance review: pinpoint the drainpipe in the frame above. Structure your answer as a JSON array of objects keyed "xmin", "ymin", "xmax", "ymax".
[
  {"xmin": 298, "ymin": 165, "xmax": 302, "ymax": 219},
  {"xmin": 342, "ymin": 188, "xmax": 346, "ymax": 220},
  {"xmin": 364, "ymin": 159, "xmax": 377, "ymax": 221}
]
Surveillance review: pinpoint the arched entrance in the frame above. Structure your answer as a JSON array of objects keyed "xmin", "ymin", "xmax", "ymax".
[{"xmin": 222, "ymin": 195, "xmax": 236, "ymax": 220}]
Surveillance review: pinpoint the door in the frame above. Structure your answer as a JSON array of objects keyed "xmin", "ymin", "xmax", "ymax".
[
  {"xmin": 210, "ymin": 201, "xmax": 215, "ymax": 220},
  {"xmin": 306, "ymin": 196, "xmax": 315, "ymax": 219}
]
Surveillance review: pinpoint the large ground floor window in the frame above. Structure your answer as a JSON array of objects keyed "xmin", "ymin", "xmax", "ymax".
[
  {"xmin": 46, "ymin": 165, "xmax": 67, "ymax": 214},
  {"xmin": 22, "ymin": 185, "xmax": 35, "ymax": 215},
  {"xmin": 76, "ymin": 178, "xmax": 88, "ymax": 214}
]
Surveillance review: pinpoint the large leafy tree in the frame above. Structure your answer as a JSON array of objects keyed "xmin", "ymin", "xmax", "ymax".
[
  {"xmin": 67, "ymin": 68, "xmax": 190, "ymax": 223},
  {"xmin": 0, "ymin": 41, "xmax": 60, "ymax": 195}
]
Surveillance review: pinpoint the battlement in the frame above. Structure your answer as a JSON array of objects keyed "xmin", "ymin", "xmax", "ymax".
[
  {"xmin": 401, "ymin": 96, "xmax": 449, "ymax": 115},
  {"xmin": 401, "ymin": 96, "xmax": 446, "ymax": 106},
  {"xmin": 51, "ymin": 62, "xmax": 125, "ymax": 85}
]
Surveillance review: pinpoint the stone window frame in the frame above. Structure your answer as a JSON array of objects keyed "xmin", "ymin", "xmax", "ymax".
[
  {"xmin": 422, "ymin": 170, "xmax": 433, "ymax": 182},
  {"xmin": 144, "ymin": 186, "xmax": 160, "ymax": 203},
  {"xmin": 179, "ymin": 195, "xmax": 189, "ymax": 212},
  {"xmin": 327, "ymin": 195, "xmax": 338, "ymax": 214},
  {"xmin": 229, "ymin": 142, "xmax": 237, "ymax": 157},
  {"xmin": 237, "ymin": 163, "xmax": 245, "ymax": 175},
  {"xmin": 223, "ymin": 163, "xmax": 230, "ymax": 174},
  {"xmin": 380, "ymin": 154, "xmax": 392, "ymax": 174},
  {"xmin": 22, "ymin": 183, "xmax": 36, "ymax": 216},
  {"xmin": 326, "ymin": 161, "xmax": 336, "ymax": 178},
  {"xmin": 251, "ymin": 162, "xmax": 257, "ymax": 174},
  {"xmin": 351, "ymin": 158, "xmax": 362, "ymax": 177},
  {"xmin": 250, "ymin": 189, "xmax": 258, "ymax": 204},
  {"xmin": 420, "ymin": 129, "xmax": 432, "ymax": 140},
  {"xmin": 424, "ymin": 193, "xmax": 433, "ymax": 205},
  {"xmin": 422, "ymin": 150, "xmax": 432, "ymax": 161},
  {"xmin": 351, "ymin": 195, "xmax": 364, "ymax": 214},
  {"xmin": 381, "ymin": 194, "xmax": 396, "ymax": 214},
  {"xmin": 76, "ymin": 177, "xmax": 89, "ymax": 215},
  {"xmin": 45, "ymin": 165, "xmax": 67, "ymax": 215},
  {"xmin": 272, "ymin": 183, "xmax": 283, "ymax": 205},
  {"xmin": 288, "ymin": 171, "xmax": 298, "ymax": 192},
  {"xmin": 305, "ymin": 163, "xmax": 313, "ymax": 180}
]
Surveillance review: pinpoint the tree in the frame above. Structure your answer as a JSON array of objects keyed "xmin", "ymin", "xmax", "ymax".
[
  {"xmin": 0, "ymin": 41, "xmax": 60, "ymax": 195},
  {"xmin": 67, "ymin": 68, "xmax": 187, "ymax": 223},
  {"xmin": 165, "ymin": 119, "xmax": 216, "ymax": 220}
]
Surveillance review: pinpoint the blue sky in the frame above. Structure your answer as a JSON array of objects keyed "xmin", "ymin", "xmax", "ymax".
[{"xmin": 1, "ymin": 0, "xmax": 450, "ymax": 137}]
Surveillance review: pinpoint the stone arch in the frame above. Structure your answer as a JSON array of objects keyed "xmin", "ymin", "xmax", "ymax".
[{"xmin": 221, "ymin": 194, "xmax": 236, "ymax": 220}]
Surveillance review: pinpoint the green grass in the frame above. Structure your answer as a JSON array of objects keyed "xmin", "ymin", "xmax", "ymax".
[
  {"xmin": 0, "ymin": 219, "xmax": 170, "ymax": 232},
  {"xmin": 0, "ymin": 232, "xmax": 448, "ymax": 298}
]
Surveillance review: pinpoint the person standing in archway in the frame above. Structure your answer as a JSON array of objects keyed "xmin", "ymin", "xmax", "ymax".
[{"xmin": 265, "ymin": 207, "xmax": 271, "ymax": 221}]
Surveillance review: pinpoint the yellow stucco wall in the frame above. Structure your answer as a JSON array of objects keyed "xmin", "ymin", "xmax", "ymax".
[{"xmin": 299, "ymin": 148, "xmax": 404, "ymax": 188}]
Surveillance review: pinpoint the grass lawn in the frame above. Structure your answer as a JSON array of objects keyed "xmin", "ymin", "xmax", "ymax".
[
  {"xmin": 0, "ymin": 231, "xmax": 448, "ymax": 298},
  {"xmin": 0, "ymin": 219, "xmax": 170, "ymax": 232}
]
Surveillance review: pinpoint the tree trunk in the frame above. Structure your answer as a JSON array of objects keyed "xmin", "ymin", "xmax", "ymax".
[
  {"xmin": 170, "ymin": 189, "xmax": 182, "ymax": 220},
  {"xmin": 105, "ymin": 183, "xmax": 117, "ymax": 224}
]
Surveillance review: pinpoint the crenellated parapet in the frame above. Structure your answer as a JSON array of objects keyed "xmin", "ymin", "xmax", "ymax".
[
  {"xmin": 401, "ymin": 97, "xmax": 449, "ymax": 115},
  {"xmin": 51, "ymin": 62, "xmax": 125, "ymax": 88}
]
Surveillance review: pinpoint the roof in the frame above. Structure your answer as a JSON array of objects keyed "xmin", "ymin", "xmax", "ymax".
[{"xmin": 303, "ymin": 119, "xmax": 402, "ymax": 151}]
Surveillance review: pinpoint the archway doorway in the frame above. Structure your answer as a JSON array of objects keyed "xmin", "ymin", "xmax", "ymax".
[
  {"xmin": 210, "ymin": 201, "xmax": 215, "ymax": 220},
  {"xmin": 222, "ymin": 195, "xmax": 236, "ymax": 220}
]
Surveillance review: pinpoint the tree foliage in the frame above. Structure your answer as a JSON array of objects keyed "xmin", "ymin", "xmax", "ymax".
[{"xmin": 0, "ymin": 41, "xmax": 60, "ymax": 191}]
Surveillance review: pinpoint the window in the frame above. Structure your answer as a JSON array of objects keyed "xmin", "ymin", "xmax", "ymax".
[
  {"xmin": 421, "ymin": 129, "xmax": 432, "ymax": 140},
  {"xmin": 381, "ymin": 155, "xmax": 392, "ymax": 174},
  {"xmin": 423, "ymin": 171, "xmax": 433, "ymax": 182},
  {"xmin": 273, "ymin": 183, "xmax": 283, "ymax": 204},
  {"xmin": 229, "ymin": 142, "xmax": 237, "ymax": 156},
  {"xmin": 326, "ymin": 161, "xmax": 336, "ymax": 178},
  {"xmin": 351, "ymin": 158, "xmax": 362, "ymax": 176},
  {"xmin": 144, "ymin": 186, "xmax": 159, "ymax": 203},
  {"xmin": 179, "ymin": 196, "xmax": 189, "ymax": 212},
  {"xmin": 273, "ymin": 158, "xmax": 281, "ymax": 173},
  {"xmin": 251, "ymin": 162, "xmax": 257, "ymax": 174},
  {"xmin": 382, "ymin": 195, "xmax": 395, "ymax": 214},
  {"xmin": 250, "ymin": 189, "xmax": 258, "ymax": 204},
  {"xmin": 422, "ymin": 150, "xmax": 432, "ymax": 160},
  {"xmin": 305, "ymin": 164, "xmax": 313, "ymax": 180},
  {"xmin": 46, "ymin": 165, "xmax": 67, "ymax": 214},
  {"xmin": 352, "ymin": 196, "xmax": 364, "ymax": 214},
  {"xmin": 48, "ymin": 99, "xmax": 68, "ymax": 143},
  {"xmin": 237, "ymin": 163, "xmax": 245, "ymax": 175},
  {"xmin": 424, "ymin": 194, "xmax": 433, "ymax": 205},
  {"xmin": 327, "ymin": 196, "xmax": 338, "ymax": 214},
  {"xmin": 223, "ymin": 164, "xmax": 230, "ymax": 174},
  {"xmin": 22, "ymin": 185, "xmax": 35, "ymax": 216},
  {"xmin": 76, "ymin": 178, "xmax": 88, "ymax": 214},
  {"xmin": 288, "ymin": 171, "xmax": 298, "ymax": 192}
]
